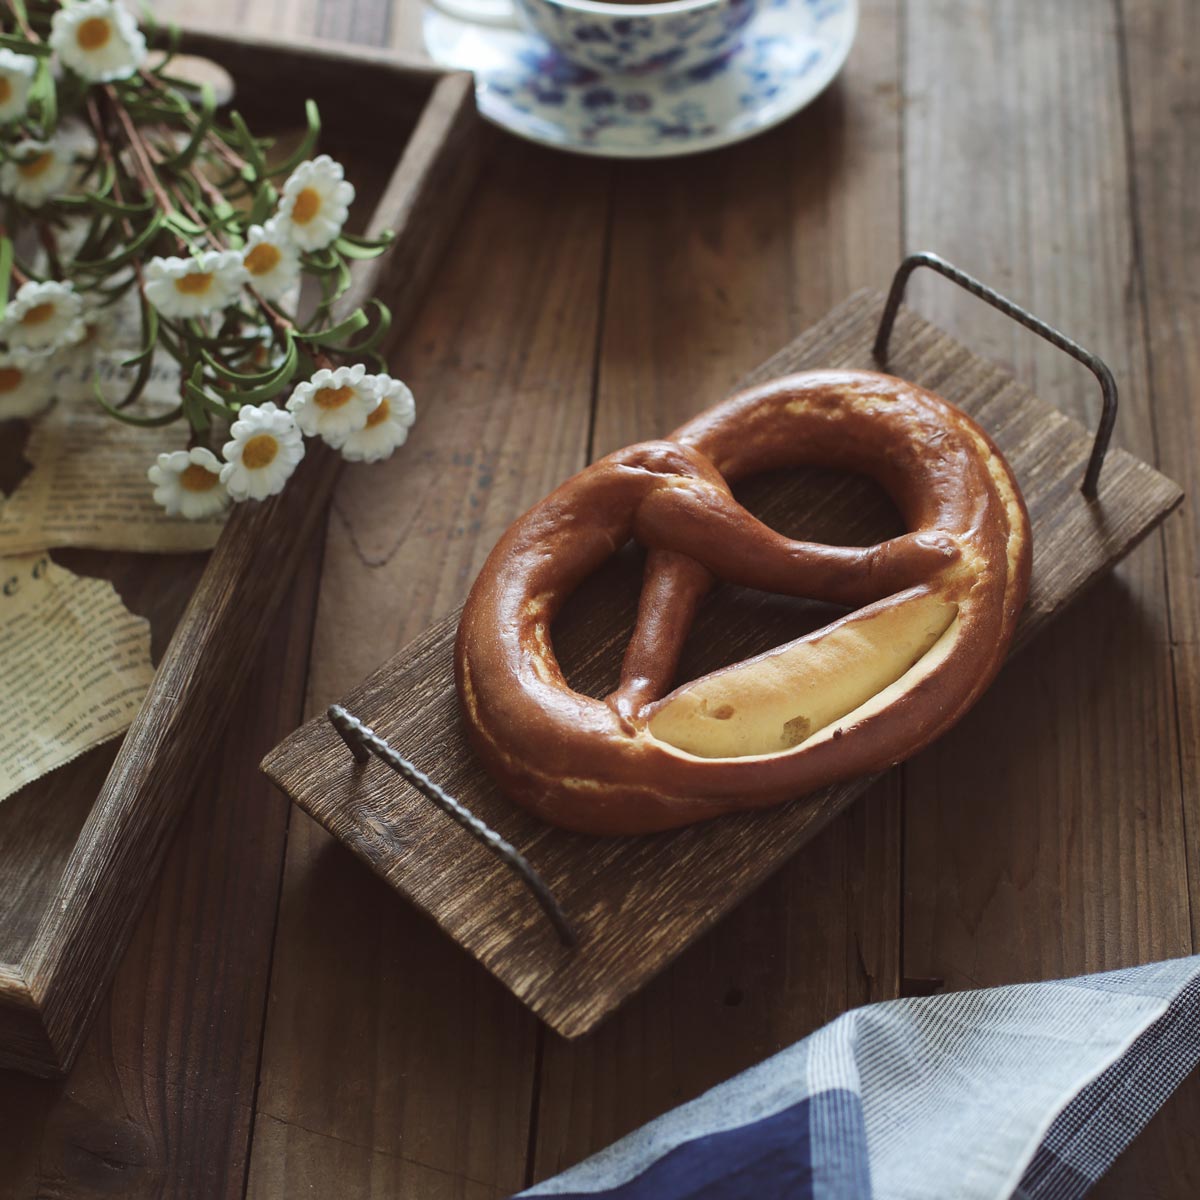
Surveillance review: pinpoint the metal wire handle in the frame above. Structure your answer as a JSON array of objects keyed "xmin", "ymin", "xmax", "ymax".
[
  {"xmin": 873, "ymin": 251, "xmax": 1118, "ymax": 497},
  {"xmin": 327, "ymin": 704, "xmax": 577, "ymax": 948}
]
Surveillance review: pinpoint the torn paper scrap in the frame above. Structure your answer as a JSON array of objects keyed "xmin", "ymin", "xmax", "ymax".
[
  {"xmin": 0, "ymin": 390, "xmax": 225, "ymax": 555},
  {"xmin": 0, "ymin": 553, "xmax": 154, "ymax": 803},
  {"xmin": 0, "ymin": 288, "xmax": 227, "ymax": 555}
]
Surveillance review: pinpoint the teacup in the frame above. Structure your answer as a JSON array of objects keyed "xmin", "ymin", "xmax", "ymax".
[{"xmin": 512, "ymin": 0, "xmax": 761, "ymax": 76}]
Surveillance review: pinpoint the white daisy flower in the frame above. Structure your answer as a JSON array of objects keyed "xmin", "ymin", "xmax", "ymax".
[
  {"xmin": 144, "ymin": 250, "xmax": 249, "ymax": 320},
  {"xmin": 242, "ymin": 219, "xmax": 301, "ymax": 302},
  {"xmin": 3, "ymin": 140, "xmax": 68, "ymax": 207},
  {"xmin": 285, "ymin": 362, "xmax": 378, "ymax": 443},
  {"xmin": 0, "ymin": 49, "xmax": 37, "ymax": 124},
  {"xmin": 147, "ymin": 446, "xmax": 231, "ymax": 520},
  {"xmin": 0, "ymin": 122, "xmax": 96, "ymax": 207},
  {"xmin": 50, "ymin": 0, "xmax": 147, "ymax": 83},
  {"xmin": 4, "ymin": 280, "xmax": 86, "ymax": 353},
  {"xmin": 0, "ymin": 354, "xmax": 50, "ymax": 420},
  {"xmin": 332, "ymin": 374, "xmax": 416, "ymax": 462},
  {"xmin": 220, "ymin": 402, "xmax": 305, "ymax": 501},
  {"xmin": 275, "ymin": 155, "xmax": 354, "ymax": 252}
]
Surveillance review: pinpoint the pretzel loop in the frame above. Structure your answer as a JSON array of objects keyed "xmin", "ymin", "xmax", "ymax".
[{"xmin": 455, "ymin": 370, "xmax": 1032, "ymax": 836}]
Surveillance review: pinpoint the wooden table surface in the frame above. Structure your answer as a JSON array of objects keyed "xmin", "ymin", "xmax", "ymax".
[{"xmin": 2, "ymin": 0, "xmax": 1198, "ymax": 1195}]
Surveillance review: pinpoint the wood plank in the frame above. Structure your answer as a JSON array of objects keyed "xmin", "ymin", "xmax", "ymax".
[
  {"xmin": 1092, "ymin": 0, "xmax": 1200, "ymax": 1185},
  {"xmin": 248, "ymin": 139, "xmax": 613, "ymax": 1197},
  {"xmin": 0, "ymin": 16, "xmax": 482, "ymax": 1200},
  {"xmin": 532, "ymin": 0, "xmax": 906, "ymax": 1176},
  {"xmin": 900, "ymin": 0, "xmax": 1191, "ymax": 996},
  {"xmin": 245, "ymin": 1112, "xmax": 507, "ymax": 1200},
  {"xmin": 1120, "ymin": 0, "xmax": 1199, "ymax": 964},
  {"xmin": 263, "ymin": 289, "xmax": 1182, "ymax": 1045},
  {"xmin": 0, "ymin": 543, "xmax": 322, "ymax": 1198},
  {"xmin": 0, "ymin": 28, "xmax": 478, "ymax": 1078}
]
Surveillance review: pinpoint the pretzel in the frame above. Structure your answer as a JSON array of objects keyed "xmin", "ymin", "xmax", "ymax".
[{"xmin": 455, "ymin": 370, "xmax": 1031, "ymax": 835}]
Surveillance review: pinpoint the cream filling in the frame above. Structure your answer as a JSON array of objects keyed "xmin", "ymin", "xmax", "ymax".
[{"xmin": 646, "ymin": 590, "xmax": 959, "ymax": 760}]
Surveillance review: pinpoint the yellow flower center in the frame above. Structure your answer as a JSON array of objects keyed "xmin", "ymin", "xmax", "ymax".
[
  {"xmin": 241, "ymin": 433, "xmax": 279, "ymax": 470},
  {"xmin": 0, "ymin": 79, "xmax": 11, "ymax": 105},
  {"xmin": 175, "ymin": 272, "xmax": 214, "ymax": 296},
  {"xmin": 244, "ymin": 242, "xmax": 281, "ymax": 276},
  {"xmin": 365, "ymin": 399, "xmax": 390, "ymax": 428},
  {"xmin": 291, "ymin": 187, "xmax": 321, "ymax": 225},
  {"xmin": 0, "ymin": 367, "xmax": 24, "ymax": 393},
  {"xmin": 76, "ymin": 16, "xmax": 113, "ymax": 50},
  {"xmin": 18, "ymin": 152, "xmax": 55, "ymax": 179},
  {"xmin": 20, "ymin": 302, "xmax": 55, "ymax": 326},
  {"xmin": 180, "ymin": 463, "xmax": 219, "ymax": 492},
  {"xmin": 314, "ymin": 385, "xmax": 354, "ymax": 410}
]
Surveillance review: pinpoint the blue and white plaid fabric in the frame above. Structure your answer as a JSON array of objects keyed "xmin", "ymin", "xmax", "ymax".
[{"xmin": 521, "ymin": 957, "xmax": 1200, "ymax": 1200}]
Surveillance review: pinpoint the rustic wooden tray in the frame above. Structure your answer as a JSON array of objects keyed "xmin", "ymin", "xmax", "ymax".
[
  {"xmin": 263, "ymin": 289, "xmax": 1183, "ymax": 1040},
  {"xmin": 0, "ymin": 29, "xmax": 481, "ymax": 1077}
]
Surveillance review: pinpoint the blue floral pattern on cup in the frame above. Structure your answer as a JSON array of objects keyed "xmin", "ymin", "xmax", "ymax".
[
  {"xmin": 515, "ymin": 0, "xmax": 760, "ymax": 76},
  {"xmin": 423, "ymin": 0, "xmax": 857, "ymax": 158}
]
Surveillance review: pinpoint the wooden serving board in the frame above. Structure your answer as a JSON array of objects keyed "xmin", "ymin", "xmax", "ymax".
[
  {"xmin": 0, "ymin": 30, "xmax": 481, "ymax": 1076},
  {"xmin": 262, "ymin": 291, "xmax": 1183, "ymax": 1039}
]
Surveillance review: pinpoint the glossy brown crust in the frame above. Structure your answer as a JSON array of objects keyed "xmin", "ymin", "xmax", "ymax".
[{"xmin": 455, "ymin": 370, "xmax": 1032, "ymax": 835}]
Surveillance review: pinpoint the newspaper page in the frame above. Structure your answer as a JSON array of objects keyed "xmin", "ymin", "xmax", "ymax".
[
  {"xmin": 0, "ymin": 295, "xmax": 226, "ymax": 554},
  {"xmin": 0, "ymin": 553, "xmax": 153, "ymax": 803}
]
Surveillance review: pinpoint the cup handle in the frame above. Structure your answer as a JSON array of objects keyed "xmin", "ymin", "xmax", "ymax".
[{"xmin": 428, "ymin": 0, "xmax": 520, "ymax": 27}]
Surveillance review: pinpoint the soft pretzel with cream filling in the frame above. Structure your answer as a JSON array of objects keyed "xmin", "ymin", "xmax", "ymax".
[{"xmin": 455, "ymin": 370, "xmax": 1031, "ymax": 835}]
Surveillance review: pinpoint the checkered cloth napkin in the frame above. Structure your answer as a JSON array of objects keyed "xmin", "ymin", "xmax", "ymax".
[{"xmin": 519, "ymin": 956, "xmax": 1200, "ymax": 1199}]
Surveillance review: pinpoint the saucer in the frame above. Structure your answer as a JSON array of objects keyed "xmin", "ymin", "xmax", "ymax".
[{"xmin": 422, "ymin": 0, "xmax": 859, "ymax": 159}]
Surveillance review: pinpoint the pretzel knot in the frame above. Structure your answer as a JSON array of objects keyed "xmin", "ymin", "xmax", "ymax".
[{"xmin": 456, "ymin": 370, "xmax": 1031, "ymax": 835}]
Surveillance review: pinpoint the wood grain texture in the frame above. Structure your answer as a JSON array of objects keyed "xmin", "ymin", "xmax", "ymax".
[
  {"xmin": 1119, "ymin": 0, "xmax": 1200, "ymax": 957},
  {"xmin": 0, "ymin": 547, "xmax": 204, "ymax": 973},
  {"xmin": 533, "ymin": 1, "xmax": 905, "ymax": 1175},
  {"xmin": 263, "ymin": 290, "xmax": 1182, "ymax": 1040},
  {"xmin": 5, "ymin": 0, "xmax": 1199, "ymax": 1191},
  {"xmin": 900, "ymin": 0, "xmax": 1191, "ymax": 998},
  {"xmin": 1087, "ymin": 3, "xmax": 1200, "ymax": 1190},
  {"xmin": 248, "ymin": 140, "xmax": 611, "ymax": 1196},
  {"xmin": 0, "ymin": 544, "xmax": 322, "ymax": 1198},
  {"xmin": 0, "ymin": 30, "xmax": 480, "ymax": 1079}
]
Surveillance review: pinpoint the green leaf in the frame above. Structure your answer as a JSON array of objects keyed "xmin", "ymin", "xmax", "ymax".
[
  {"xmin": 296, "ymin": 308, "xmax": 368, "ymax": 347},
  {"xmin": 148, "ymin": 18, "xmax": 183, "ymax": 74},
  {"xmin": 0, "ymin": 237, "xmax": 13, "ymax": 321},
  {"xmin": 201, "ymin": 329, "xmax": 294, "ymax": 384},
  {"xmin": 164, "ymin": 211, "xmax": 205, "ymax": 237},
  {"xmin": 159, "ymin": 82, "xmax": 216, "ymax": 171},
  {"xmin": 334, "ymin": 229, "xmax": 396, "ymax": 260},
  {"xmin": 119, "ymin": 298, "xmax": 159, "ymax": 369},
  {"xmin": 341, "ymin": 299, "xmax": 392, "ymax": 355},
  {"xmin": 227, "ymin": 338, "xmax": 300, "ymax": 404},
  {"xmin": 0, "ymin": 35, "xmax": 51, "ymax": 57},
  {"xmin": 246, "ymin": 180, "xmax": 277, "ymax": 227},
  {"xmin": 333, "ymin": 239, "xmax": 388, "ymax": 262},
  {"xmin": 73, "ymin": 210, "xmax": 165, "ymax": 272},
  {"xmin": 227, "ymin": 111, "xmax": 267, "ymax": 179},
  {"xmin": 268, "ymin": 98, "xmax": 321, "ymax": 177},
  {"xmin": 31, "ymin": 58, "xmax": 57, "ymax": 136},
  {"xmin": 307, "ymin": 253, "xmax": 352, "ymax": 318},
  {"xmin": 58, "ymin": 187, "xmax": 154, "ymax": 220},
  {"xmin": 71, "ymin": 151, "xmax": 113, "ymax": 198},
  {"xmin": 94, "ymin": 371, "xmax": 181, "ymax": 425}
]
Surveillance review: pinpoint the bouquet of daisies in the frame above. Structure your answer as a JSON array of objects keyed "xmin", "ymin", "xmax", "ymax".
[{"xmin": 0, "ymin": 0, "xmax": 414, "ymax": 521}]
